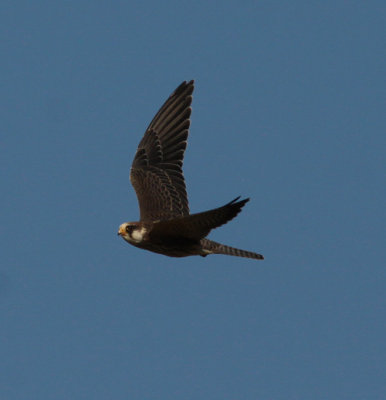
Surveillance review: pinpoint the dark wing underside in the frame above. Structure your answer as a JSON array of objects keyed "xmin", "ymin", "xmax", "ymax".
[
  {"xmin": 130, "ymin": 81, "xmax": 194, "ymax": 222},
  {"xmin": 150, "ymin": 197, "xmax": 250, "ymax": 240}
]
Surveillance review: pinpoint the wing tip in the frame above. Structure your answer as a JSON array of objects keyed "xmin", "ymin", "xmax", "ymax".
[
  {"xmin": 175, "ymin": 80, "xmax": 194, "ymax": 95},
  {"xmin": 228, "ymin": 196, "xmax": 250, "ymax": 207}
]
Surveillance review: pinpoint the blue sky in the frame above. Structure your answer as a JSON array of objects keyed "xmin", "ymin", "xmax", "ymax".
[{"xmin": 1, "ymin": 1, "xmax": 385, "ymax": 399}]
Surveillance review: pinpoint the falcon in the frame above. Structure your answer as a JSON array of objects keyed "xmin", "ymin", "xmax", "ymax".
[{"xmin": 118, "ymin": 81, "xmax": 264, "ymax": 260}]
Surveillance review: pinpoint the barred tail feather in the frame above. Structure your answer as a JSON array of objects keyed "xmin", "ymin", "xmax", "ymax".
[{"xmin": 201, "ymin": 239, "xmax": 264, "ymax": 260}]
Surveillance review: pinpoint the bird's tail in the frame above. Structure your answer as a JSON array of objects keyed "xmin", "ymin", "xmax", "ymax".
[{"xmin": 201, "ymin": 239, "xmax": 264, "ymax": 260}]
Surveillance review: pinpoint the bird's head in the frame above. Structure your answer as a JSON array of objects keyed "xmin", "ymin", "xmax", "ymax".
[{"xmin": 118, "ymin": 222, "xmax": 146, "ymax": 244}]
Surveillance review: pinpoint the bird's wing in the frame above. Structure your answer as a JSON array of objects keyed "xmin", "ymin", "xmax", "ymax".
[
  {"xmin": 130, "ymin": 81, "xmax": 194, "ymax": 221},
  {"xmin": 150, "ymin": 197, "xmax": 250, "ymax": 240}
]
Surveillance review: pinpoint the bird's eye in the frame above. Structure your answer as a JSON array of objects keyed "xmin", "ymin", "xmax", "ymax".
[{"xmin": 126, "ymin": 225, "xmax": 133, "ymax": 234}]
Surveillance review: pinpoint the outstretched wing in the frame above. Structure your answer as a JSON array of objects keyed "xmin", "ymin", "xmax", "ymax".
[
  {"xmin": 130, "ymin": 81, "xmax": 194, "ymax": 222},
  {"xmin": 150, "ymin": 197, "xmax": 250, "ymax": 240}
]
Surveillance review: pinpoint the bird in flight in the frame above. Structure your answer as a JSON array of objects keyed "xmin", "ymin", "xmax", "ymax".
[{"xmin": 118, "ymin": 81, "xmax": 264, "ymax": 260}]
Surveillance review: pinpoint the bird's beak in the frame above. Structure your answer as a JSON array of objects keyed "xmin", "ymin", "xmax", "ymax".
[{"xmin": 117, "ymin": 225, "xmax": 125, "ymax": 236}]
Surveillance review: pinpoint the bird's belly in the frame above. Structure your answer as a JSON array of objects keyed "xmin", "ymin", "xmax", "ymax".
[{"xmin": 134, "ymin": 235, "xmax": 202, "ymax": 258}]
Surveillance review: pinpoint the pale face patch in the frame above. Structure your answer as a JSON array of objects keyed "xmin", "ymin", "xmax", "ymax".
[{"xmin": 130, "ymin": 226, "xmax": 147, "ymax": 243}]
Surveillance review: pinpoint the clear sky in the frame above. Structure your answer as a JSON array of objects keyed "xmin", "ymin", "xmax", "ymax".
[{"xmin": 1, "ymin": 1, "xmax": 385, "ymax": 399}]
